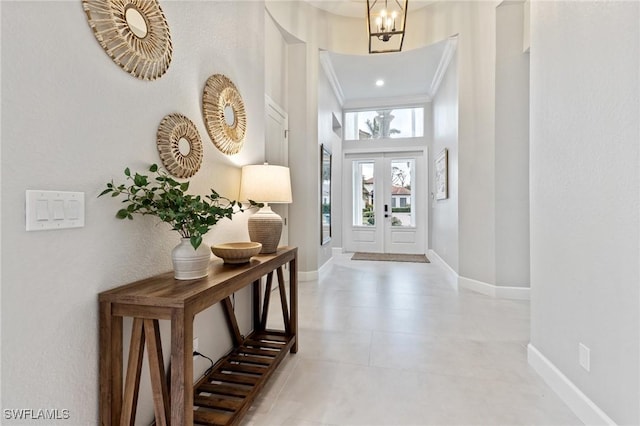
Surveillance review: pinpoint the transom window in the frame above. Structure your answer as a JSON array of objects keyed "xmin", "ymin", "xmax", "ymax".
[{"xmin": 344, "ymin": 107, "xmax": 424, "ymax": 140}]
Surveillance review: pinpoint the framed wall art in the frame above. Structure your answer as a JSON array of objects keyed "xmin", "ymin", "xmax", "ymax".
[
  {"xmin": 435, "ymin": 148, "xmax": 448, "ymax": 200},
  {"xmin": 321, "ymin": 144, "xmax": 332, "ymax": 245},
  {"xmin": 82, "ymin": 0, "xmax": 173, "ymax": 81},
  {"xmin": 156, "ymin": 113, "xmax": 203, "ymax": 178},
  {"xmin": 202, "ymin": 74, "xmax": 247, "ymax": 155}
]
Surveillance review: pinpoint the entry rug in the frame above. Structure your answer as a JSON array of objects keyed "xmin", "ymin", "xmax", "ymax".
[{"xmin": 351, "ymin": 252, "xmax": 430, "ymax": 263}]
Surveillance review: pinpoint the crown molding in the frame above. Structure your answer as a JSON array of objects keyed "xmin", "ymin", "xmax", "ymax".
[
  {"xmin": 343, "ymin": 94, "xmax": 431, "ymax": 110},
  {"xmin": 319, "ymin": 51, "xmax": 345, "ymax": 106},
  {"xmin": 429, "ymin": 35, "xmax": 458, "ymax": 98}
]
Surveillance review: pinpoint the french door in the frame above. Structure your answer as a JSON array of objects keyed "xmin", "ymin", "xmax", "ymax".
[{"xmin": 345, "ymin": 151, "xmax": 426, "ymax": 254}]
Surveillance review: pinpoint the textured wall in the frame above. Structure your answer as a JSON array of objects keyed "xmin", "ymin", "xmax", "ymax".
[
  {"xmin": 1, "ymin": 2, "xmax": 265, "ymax": 423},
  {"xmin": 530, "ymin": 2, "xmax": 639, "ymax": 423},
  {"xmin": 317, "ymin": 61, "xmax": 342, "ymax": 262},
  {"xmin": 431, "ymin": 53, "xmax": 459, "ymax": 271},
  {"xmin": 495, "ymin": 2, "xmax": 530, "ymax": 287}
]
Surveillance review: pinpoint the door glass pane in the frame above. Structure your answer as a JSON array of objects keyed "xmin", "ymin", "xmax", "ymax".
[
  {"xmin": 390, "ymin": 159, "xmax": 415, "ymax": 227},
  {"xmin": 353, "ymin": 161, "xmax": 375, "ymax": 226}
]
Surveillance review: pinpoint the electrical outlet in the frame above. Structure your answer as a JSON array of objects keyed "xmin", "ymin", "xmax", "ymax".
[{"xmin": 579, "ymin": 343, "xmax": 590, "ymax": 372}]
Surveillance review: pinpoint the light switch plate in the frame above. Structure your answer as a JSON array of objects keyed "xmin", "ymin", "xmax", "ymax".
[{"xmin": 26, "ymin": 190, "xmax": 85, "ymax": 231}]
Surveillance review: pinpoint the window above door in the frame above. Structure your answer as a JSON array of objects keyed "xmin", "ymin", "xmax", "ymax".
[{"xmin": 344, "ymin": 107, "xmax": 424, "ymax": 141}]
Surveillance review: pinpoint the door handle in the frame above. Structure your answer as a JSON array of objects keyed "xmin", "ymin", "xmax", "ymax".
[{"xmin": 384, "ymin": 204, "xmax": 389, "ymax": 218}]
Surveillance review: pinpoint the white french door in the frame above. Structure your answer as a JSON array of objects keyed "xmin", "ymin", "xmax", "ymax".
[{"xmin": 345, "ymin": 151, "xmax": 426, "ymax": 254}]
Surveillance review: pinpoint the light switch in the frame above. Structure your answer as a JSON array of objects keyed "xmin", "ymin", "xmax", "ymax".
[
  {"xmin": 36, "ymin": 199, "xmax": 49, "ymax": 221},
  {"xmin": 52, "ymin": 199, "xmax": 65, "ymax": 220},
  {"xmin": 26, "ymin": 190, "xmax": 85, "ymax": 231},
  {"xmin": 67, "ymin": 200, "xmax": 80, "ymax": 220}
]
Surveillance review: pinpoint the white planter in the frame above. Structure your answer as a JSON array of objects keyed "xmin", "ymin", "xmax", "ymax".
[{"xmin": 171, "ymin": 238, "xmax": 211, "ymax": 280}]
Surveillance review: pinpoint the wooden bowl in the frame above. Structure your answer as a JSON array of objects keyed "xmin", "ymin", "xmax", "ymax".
[{"xmin": 211, "ymin": 242, "xmax": 262, "ymax": 264}]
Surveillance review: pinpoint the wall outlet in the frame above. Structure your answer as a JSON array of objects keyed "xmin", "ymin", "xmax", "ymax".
[{"xmin": 579, "ymin": 343, "xmax": 590, "ymax": 372}]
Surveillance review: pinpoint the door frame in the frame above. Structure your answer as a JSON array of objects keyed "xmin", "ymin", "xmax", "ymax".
[{"xmin": 342, "ymin": 147, "xmax": 428, "ymax": 254}]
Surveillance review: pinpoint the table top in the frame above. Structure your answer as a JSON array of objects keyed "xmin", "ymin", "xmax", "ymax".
[{"xmin": 99, "ymin": 246, "xmax": 296, "ymax": 310}]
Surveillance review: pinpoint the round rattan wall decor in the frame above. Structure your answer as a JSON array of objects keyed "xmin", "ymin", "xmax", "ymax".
[
  {"xmin": 82, "ymin": 0, "xmax": 173, "ymax": 81},
  {"xmin": 202, "ymin": 74, "xmax": 247, "ymax": 155},
  {"xmin": 156, "ymin": 113, "xmax": 203, "ymax": 179}
]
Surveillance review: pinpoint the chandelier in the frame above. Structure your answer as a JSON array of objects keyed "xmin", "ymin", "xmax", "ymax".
[{"xmin": 366, "ymin": 0, "xmax": 408, "ymax": 54}]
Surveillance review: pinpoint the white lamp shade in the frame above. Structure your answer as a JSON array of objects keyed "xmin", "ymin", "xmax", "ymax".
[{"xmin": 239, "ymin": 164, "xmax": 293, "ymax": 204}]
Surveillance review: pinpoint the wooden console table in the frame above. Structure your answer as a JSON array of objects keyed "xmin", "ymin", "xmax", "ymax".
[{"xmin": 99, "ymin": 246, "xmax": 297, "ymax": 426}]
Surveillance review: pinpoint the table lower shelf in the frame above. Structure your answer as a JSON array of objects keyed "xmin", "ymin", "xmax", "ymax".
[{"xmin": 193, "ymin": 330, "xmax": 296, "ymax": 426}]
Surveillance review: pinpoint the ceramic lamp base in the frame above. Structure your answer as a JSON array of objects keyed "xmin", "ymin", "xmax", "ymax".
[{"xmin": 248, "ymin": 206, "xmax": 282, "ymax": 254}]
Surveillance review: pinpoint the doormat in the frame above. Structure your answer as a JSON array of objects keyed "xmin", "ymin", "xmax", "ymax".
[{"xmin": 351, "ymin": 252, "xmax": 430, "ymax": 263}]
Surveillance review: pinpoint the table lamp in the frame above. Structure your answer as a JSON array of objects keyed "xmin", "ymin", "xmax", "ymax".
[{"xmin": 239, "ymin": 164, "xmax": 293, "ymax": 254}]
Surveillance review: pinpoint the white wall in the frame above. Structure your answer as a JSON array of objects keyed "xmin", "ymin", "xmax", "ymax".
[
  {"xmin": 265, "ymin": 12, "xmax": 289, "ymax": 112},
  {"xmin": 286, "ymin": 42, "xmax": 322, "ymax": 275},
  {"xmin": 430, "ymin": 53, "xmax": 459, "ymax": 271},
  {"xmin": 1, "ymin": 2, "xmax": 265, "ymax": 423},
  {"xmin": 530, "ymin": 2, "xmax": 639, "ymax": 423},
  {"xmin": 317, "ymin": 61, "xmax": 343, "ymax": 263},
  {"xmin": 495, "ymin": 2, "xmax": 530, "ymax": 287}
]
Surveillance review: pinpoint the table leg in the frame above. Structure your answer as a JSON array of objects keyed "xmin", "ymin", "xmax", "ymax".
[
  {"xmin": 252, "ymin": 279, "xmax": 261, "ymax": 331},
  {"xmin": 171, "ymin": 309, "xmax": 194, "ymax": 425},
  {"xmin": 289, "ymin": 257, "xmax": 298, "ymax": 353},
  {"xmin": 99, "ymin": 301, "xmax": 122, "ymax": 426},
  {"xmin": 120, "ymin": 318, "xmax": 145, "ymax": 426}
]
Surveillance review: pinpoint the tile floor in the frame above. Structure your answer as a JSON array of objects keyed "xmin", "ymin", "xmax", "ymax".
[{"xmin": 241, "ymin": 254, "xmax": 581, "ymax": 426}]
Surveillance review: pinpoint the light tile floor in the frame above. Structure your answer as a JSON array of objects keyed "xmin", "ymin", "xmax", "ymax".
[{"xmin": 241, "ymin": 254, "xmax": 581, "ymax": 426}]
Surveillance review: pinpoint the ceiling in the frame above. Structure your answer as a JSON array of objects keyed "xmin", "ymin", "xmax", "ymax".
[
  {"xmin": 297, "ymin": 0, "xmax": 450, "ymax": 105},
  {"xmin": 301, "ymin": 0, "xmax": 435, "ymax": 18},
  {"xmin": 324, "ymin": 39, "xmax": 450, "ymax": 105}
]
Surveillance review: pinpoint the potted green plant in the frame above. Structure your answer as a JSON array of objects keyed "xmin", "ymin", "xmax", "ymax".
[{"xmin": 99, "ymin": 164, "xmax": 259, "ymax": 280}]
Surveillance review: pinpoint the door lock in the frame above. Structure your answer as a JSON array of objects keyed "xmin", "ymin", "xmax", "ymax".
[{"xmin": 384, "ymin": 204, "xmax": 389, "ymax": 218}]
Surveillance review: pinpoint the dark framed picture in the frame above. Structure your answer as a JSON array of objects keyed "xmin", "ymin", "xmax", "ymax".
[
  {"xmin": 321, "ymin": 144, "xmax": 332, "ymax": 245},
  {"xmin": 435, "ymin": 148, "xmax": 448, "ymax": 200}
]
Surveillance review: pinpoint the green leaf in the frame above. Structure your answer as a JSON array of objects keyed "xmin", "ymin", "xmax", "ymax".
[
  {"xmin": 149, "ymin": 164, "xmax": 158, "ymax": 172},
  {"xmin": 116, "ymin": 209, "xmax": 129, "ymax": 219},
  {"xmin": 133, "ymin": 173, "xmax": 148, "ymax": 187},
  {"xmin": 124, "ymin": 167, "xmax": 131, "ymax": 177},
  {"xmin": 190, "ymin": 235, "xmax": 202, "ymax": 250},
  {"xmin": 98, "ymin": 188, "xmax": 112, "ymax": 197},
  {"xmin": 180, "ymin": 182, "xmax": 189, "ymax": 192}
]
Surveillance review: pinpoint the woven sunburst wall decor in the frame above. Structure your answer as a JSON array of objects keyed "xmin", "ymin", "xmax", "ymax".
[
  {"xmin": 82, "ymin": 0, "xmax": 173, "ymax": 81},
  {"xmin": 156, "ymin": 113, "xmax": 203, "ymax": 178},
  {"xmin": 202, "ymin": 74, "xmax": 247, "ymax": 155}
]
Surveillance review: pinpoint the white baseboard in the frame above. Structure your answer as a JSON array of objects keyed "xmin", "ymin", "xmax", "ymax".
[
  {"xmin": 428, "ymin": 250, "xmax": 530, "ymax": 300},
  {"xmin": 458, "ymin": 276, "xmax": 530, "ymax": 300},
  {"xmin": 527, "ymin": 344, "xmax": 616, "ymax": 425},
  {"xmin": 427, "ymin": 249, "xmax": 458, "ymax": 276},
  {"xmin": 298, "ymin": 270, "xmax": 318, "ymax": 282}
]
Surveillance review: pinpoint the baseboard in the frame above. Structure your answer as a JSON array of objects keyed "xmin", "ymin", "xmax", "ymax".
[
  {"xmin": 458, "ymin": 276, "xmax": 530, "ymax": 300},
  {"xmin": 427, "ymin": 249, "xmax": 458, "ymax": 276},
  {"xmin": 527, "ymin": 344, "xmax": 616, "ymax": 425},
  {"xmin": 427, "ymin": 250, "xmax": 530, "ymax": 300},
  {"xmin": 298, "ymin": 270, "xmax": 317, "ymax": 281}
]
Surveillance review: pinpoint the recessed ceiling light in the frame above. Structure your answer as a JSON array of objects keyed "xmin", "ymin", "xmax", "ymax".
[{"xmin": 375, "ymin": 79, "xmax": 385, "ymax": 87}]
